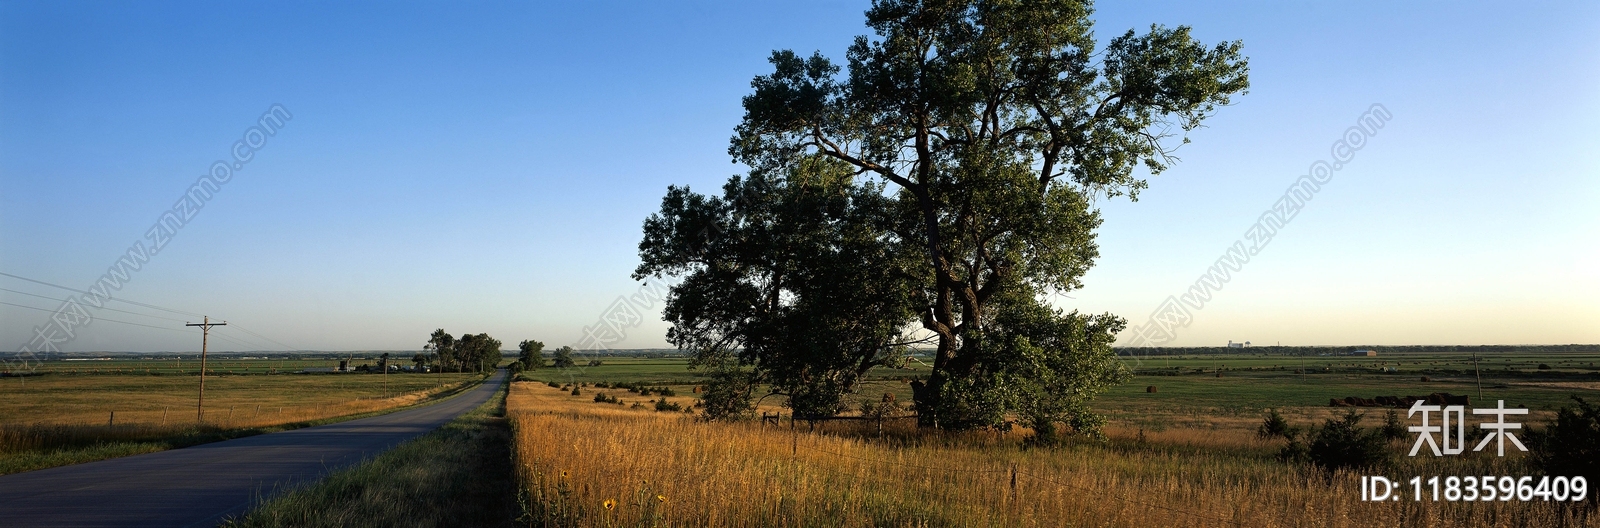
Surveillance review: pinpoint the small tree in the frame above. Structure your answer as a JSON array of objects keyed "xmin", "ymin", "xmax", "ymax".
[
  {"xmin": 1308, "ymin": 410, "xmax": 1389, "ymax": 472},
  {"xmin": 1528, "ymin": 396, "xmax": 1600, "ymax": 504},
  {"xmin": 1380, "ymin": 410, "xmax": 1407, "ymax": 441},
  {"xmin": 518, "ymin": 339, "xmax": 545, "ymax": 370},
  {"xmin": 1258, "ymin": 408, "xmax": 1298, "ymax": 440}
]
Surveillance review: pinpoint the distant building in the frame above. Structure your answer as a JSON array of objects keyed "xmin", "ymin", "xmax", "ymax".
[
  {"xmin": 1352, "ymin": 350, "xmax": 1377, "ymax": 356},
  {"xmin": 1227, "ymin": 340, "xmax": 1251, "ymax": 348}
]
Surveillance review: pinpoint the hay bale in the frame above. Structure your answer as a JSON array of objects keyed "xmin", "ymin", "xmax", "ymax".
[{"xmin": 1145, "ymin": 385, "xmax": 1158, "ymax": 393}]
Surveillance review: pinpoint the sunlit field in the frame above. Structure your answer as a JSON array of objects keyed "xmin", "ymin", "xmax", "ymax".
[
  {"xmin": 0, "ymin": 360, "xmax": 483, "ymax": 475},
  {"xmin": 509, "ymin": 351, "xmax": 1600, "ymax": 527}
]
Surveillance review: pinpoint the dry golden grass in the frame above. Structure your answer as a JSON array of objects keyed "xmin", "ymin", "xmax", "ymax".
[
  {"xmin": 0, "ymin": 372, "xmax": 479, "ymax": 428},
  {"xmin": 509, "ymin": 381, "xmax": 1596, "ymax": 528},
  {"xmin": 0, "ymin": 372, "xmax": 484, "ymax": 474}
]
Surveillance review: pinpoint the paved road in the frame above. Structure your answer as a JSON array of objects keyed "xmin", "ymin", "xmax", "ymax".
[{"xmin": 0, "ymin": 369, "xmax": 506, "ymax": 527}]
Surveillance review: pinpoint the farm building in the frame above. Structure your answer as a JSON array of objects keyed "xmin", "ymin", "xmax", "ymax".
[{"xmin": 1351, "ymin": 350, "xmax": 1377, "ymax": 356}]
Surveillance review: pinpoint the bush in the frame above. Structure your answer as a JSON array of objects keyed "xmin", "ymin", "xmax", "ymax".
[
  {"xmin": 699, "ymin": 369, "xmax": 756, "ymax": 421},
  {"xmin": 1307, "ymin": 410, "xmax": 1389, "ymax": 472},
  {"xmin": 1380, "ymin": 410, "xmax": 1406, "ymax": 441},
  {"xmin": 1257, "ymin": 408, "xmax": 1297, "ymax": 440},
  {"xmin": 1527, "ymin": 396, "xmax": 1600, "ymax": 502},
  {"xmin": 546, "ymin": 381, "xmax": 560, "ymax": 388},
  {"xmin": 654, "ymin": 398, "xmax": 683, "ymax": 412},
  {"xmin": 570, "ymin": 387, "xmax": 581, "ymax": 397}
]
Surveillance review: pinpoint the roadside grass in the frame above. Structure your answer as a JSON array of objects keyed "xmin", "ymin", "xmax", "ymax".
[
  {"xmin": 221, "ymin": 381, "xmax": 516, "ymax": 528},
  {"xmin": 0, "ymin": 373, "xmax": 486, "ymax": 475},
  {"xmin": 509, "ymin": 380, "xmax": 1597, "ymax": 528}
]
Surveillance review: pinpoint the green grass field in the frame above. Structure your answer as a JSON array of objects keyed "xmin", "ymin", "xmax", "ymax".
[{"xmin": 515, "ymin": 350, "xmax": 1600, "ymax": 432}]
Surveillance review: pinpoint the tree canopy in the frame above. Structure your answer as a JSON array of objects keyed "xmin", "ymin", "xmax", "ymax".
[
  {"xmin": 424, "ymin": 329, "xmax": 502, "ymax": 374},
  {"xmin": 636, "ymin": 0, "xmax": 1248, "ymax": 434}
]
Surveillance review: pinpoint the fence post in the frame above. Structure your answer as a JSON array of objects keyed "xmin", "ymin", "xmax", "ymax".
[
  {"xmin": 1010, "ymin": 463, "xmax": 1017, "ymax": 499},
  {"xmin": 162, "ymin": 406, "xmax": 169, "ymax": 425},
  {"xmin": 108, "ymin": 411, "xmax": 115, "ymax": 427}
]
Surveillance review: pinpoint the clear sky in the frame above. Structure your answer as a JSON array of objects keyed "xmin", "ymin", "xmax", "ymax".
[{"xmin": 2, "ymin": 1, "xmax": 1596, "ymax": 354}]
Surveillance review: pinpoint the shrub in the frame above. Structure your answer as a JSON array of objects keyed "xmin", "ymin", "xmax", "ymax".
[
  {"xmin": 593, "ymin": 392, "xmax": 620, "ymax": 404},
  {"xmin": 699, "ymin": 369, "xmax": 756, "ymax": 421},
  {"xmin": 1380, "ymin": 410, "xmax": 1406, "ymax": 441},
  {"xmin": 570, "ymin": 387, "xmax": 581, "ymax": 397},
  {"xmin": 1527, "ymin": 396, "xmax": 1600, "ymax": 502},
  {"xmin": 1307, "ymin": 410, "xmax": 1389, "ymax": 472},
  {"xmin": 654, "ymin": 398, "xmax": 683, "ymax": 412},
  {"xmin": 1257, "ymin": 408, "xmax": 1297, "ymax": 440},
  {"xmin": 546, "ymin": 381, "xmax": 560, "ymax": 388}
]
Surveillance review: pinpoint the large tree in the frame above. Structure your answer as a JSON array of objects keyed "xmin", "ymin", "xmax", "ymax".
[
  {"xmin": 639, "ymin": 0, "xmax": 1248, "ymax": 433},
  {"xmin": 518, "ymin": 339, "xmax": 545, "ymax": 370},
  {"xmin": 425, "ymin": 329, "xmax": 455, "ymax": 372}
]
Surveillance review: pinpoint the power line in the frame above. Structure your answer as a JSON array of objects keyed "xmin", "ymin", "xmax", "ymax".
[
  {"xmin": 0, "ymin": 271, "xmax": 204, "ymax": 317},
  {"xmin": 0, "ymin": 287, "xmax": 188, "ymax": 323},
  {"xmin": 1, "ymin": 272, "xmax": 313, "ymax": 354},
  {"xmin": 0, "ymin": 300, "xmax": 190, "ymax": 333},
  {"xmin": 221, "ymin": 322, "xmax": 305, "ymax": 352}
]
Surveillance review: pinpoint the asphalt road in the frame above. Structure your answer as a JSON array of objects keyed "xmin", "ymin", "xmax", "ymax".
[{"xmin": 0, "ymin": 369, "xmax": 507, "ymax": 528}]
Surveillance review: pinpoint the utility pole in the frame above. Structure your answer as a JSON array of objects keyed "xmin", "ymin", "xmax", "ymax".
[
  {"xmin": 186, "ymin": 316, "xmax": 226, "ymax": 423},
  {"xmin": 1472, "ymin": 352, "xmax": 1483, "ymax": 403}
]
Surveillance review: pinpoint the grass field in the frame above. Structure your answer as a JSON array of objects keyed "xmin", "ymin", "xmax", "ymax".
[
  {"xmin": 508, "ymin": 380, "xmax": 1597, "ymax": 527},
  {"xmin": 516, "ymin": 351, "xmax": 1600, "ymax": 430},
  {"xmin": 507, "ymin": 350, "xmax": 1598, "ymax": 527},
  {"xmin": 0, "ymin": 359, "xmax": 484, "ymax": 475}
]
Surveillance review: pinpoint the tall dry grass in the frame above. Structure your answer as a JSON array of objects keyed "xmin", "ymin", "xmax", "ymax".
[{"xmin": 508, "ymin": 381, "xmax": 1595, "ymax": 528}]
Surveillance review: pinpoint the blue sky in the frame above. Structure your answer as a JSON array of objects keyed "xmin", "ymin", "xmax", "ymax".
[{"xmin": 2, "ymin": 1, "xmax": 1596, "ymax": 353}]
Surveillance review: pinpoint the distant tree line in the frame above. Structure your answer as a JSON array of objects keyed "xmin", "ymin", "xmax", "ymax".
[{"xmin": 423, "ymin": 329, "xmax": 503, "ymax": 373}]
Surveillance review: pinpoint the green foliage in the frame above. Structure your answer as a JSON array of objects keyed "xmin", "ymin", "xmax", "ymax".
[
  {"xmin": 1380, "ymin": 410, "xmax": 1407, "ymax": 441},
  {"xmin": 593, "ymin": 392, "xmax": 620, "ymax": 404},
  {"xmin": 636, "ymin": 157, "xmax": 920, "ymax": 420},
  {"xmin": 517, "ymin": 340, "xmax": 545, "ymax": 370},
  {"xmin": 654, "ymin": 398, "xmax": 683, "ymax": 412},
  {"xmin": 1258, "ymin": 408, "xmax": 1297, "ymax": 440},
  {"xmin": 1527, "ymin": 396, "xmax": 1600, "ymax": 498},
  {"xmin": 426, "ymin": 330, "xmax": 501, "ymax": 373},
  {"xmin": 551, "ymin": 346, "xmax": 576, "ymax": 369},
  {"xmin": 638, "ymin": 0, "xmax": 1247, "ymax": 431},
  {"xmin": 698, "ymin": 368, "xmax": 757, "ymax": 421},
  {"xmin": 1307, "ymin": 410, "xmax": 1389, "ymax": 472}
]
